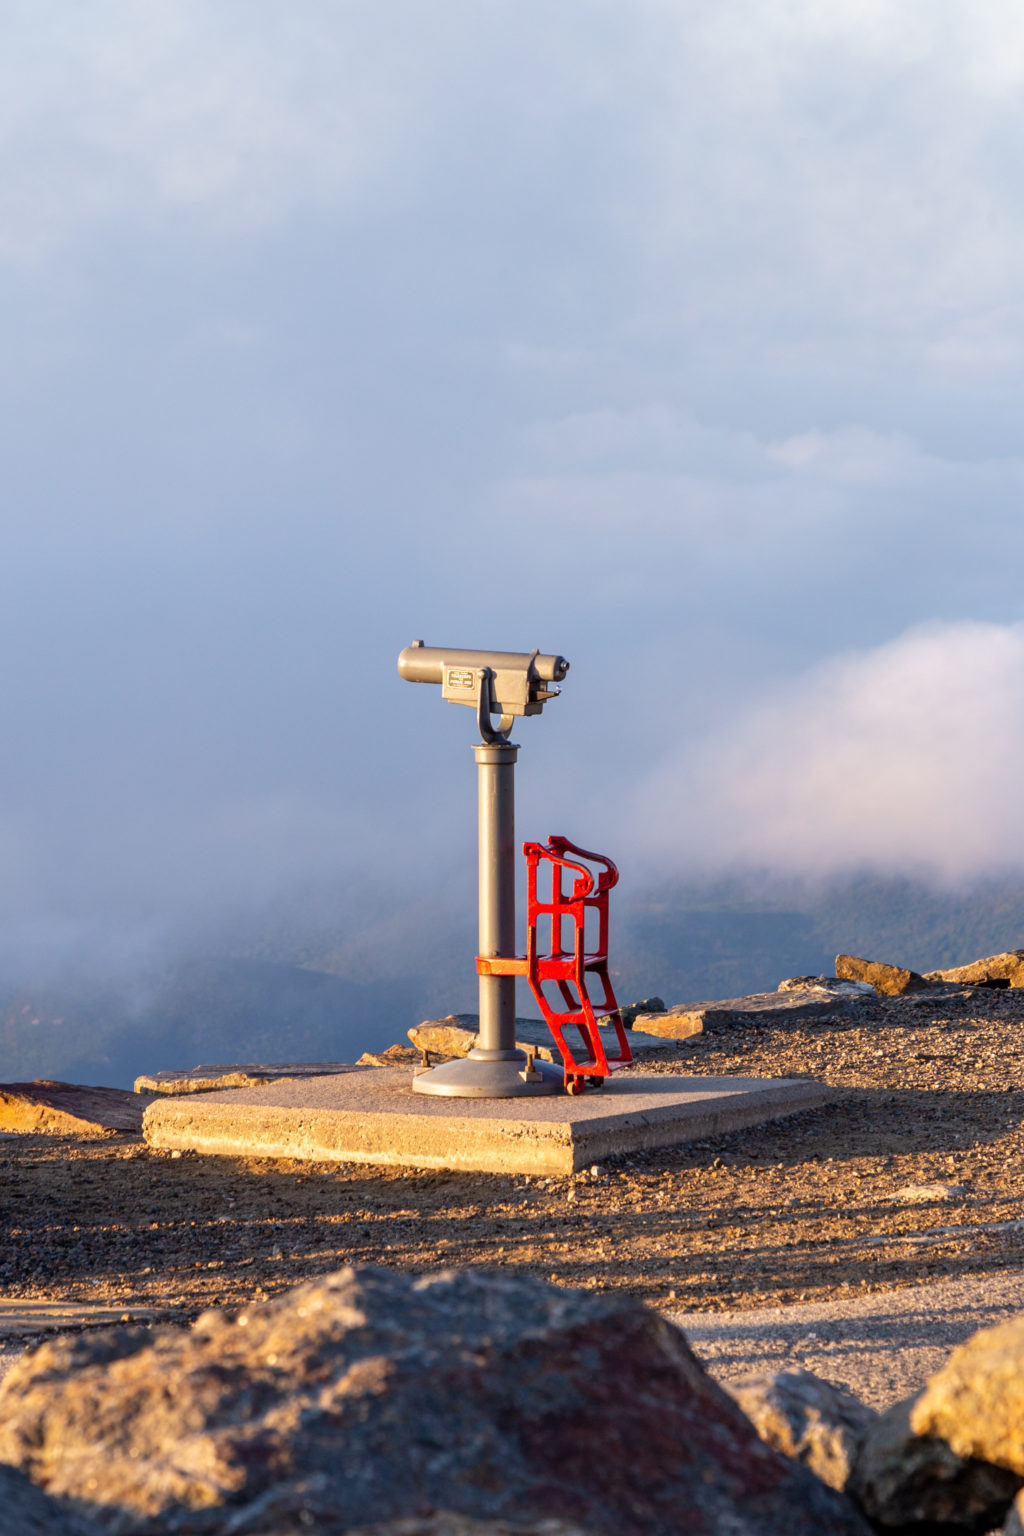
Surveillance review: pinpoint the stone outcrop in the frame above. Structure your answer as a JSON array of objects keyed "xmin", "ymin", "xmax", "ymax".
[
  {"xmin": 134, "ymin": 1063, "xmax": 360, "ymax": 1095},
  {"xmin": 777, "ymin": 976, "xmax": 875, "ymax": 996},
  {"xmin": 409, "ymin": 1017, "xmax": 576, "ymax": 1060},
  {"xmin": 925, "ymin": 950, "xmax": 1024, "ymax": 988},
  {"xmin": 636, "ymin": 986, "xmax": 870, "ymax": 1037},
  {"xmin": 408, "ymin": 1015, "xmax": 680, "ymax": 1058},
  {"xmin": 0, "ymin": 1266, "xmax": 870, "ymax": 1536},
  {"xmin": 831, "ymin": 1303, "xmax": 1024, "ymax": 1532},
  {"xmin": 849, "ymin": 1394, "xmax": 1021, "ymax": 1532},
  {"xmin": 357, "ymin": 1046, "xmax": 425, "ymax": 1067},
  {"xmin": 619, "ymin": 1008, "xmax": 704, "ymax": 1039},
  {"xmin": 618, "ymin": 996, "xmax": 666, "ymax": 1026},
  {"xmin": 0, "ymin": 1082, "xmax": 154, "ymax": 1135},
  {"xmin": 835, "ymin": 953, "xmax": 929, "ymax": 996},
  {"xmin": 407, "ymin": 1015, "xmax": 482, "ymax": 1057},
  {"xmin": 725, "ymin": 1367, "xmax": 876, "ymax": 1491},
  {"xmin": 911, "ymin": 1314, "xmax": 1024, "ymax": 1476}
]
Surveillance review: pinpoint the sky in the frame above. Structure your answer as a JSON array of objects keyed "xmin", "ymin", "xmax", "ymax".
[{"xmin": 2, "ymin": 0, "xmax": 1024, "ymax": 984}]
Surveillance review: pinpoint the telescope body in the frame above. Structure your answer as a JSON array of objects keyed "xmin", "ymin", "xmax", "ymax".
[
  {"xmin": 398, "ymin": 644, "xmax": 568, "ymax": 685},
  {"xmin": 397, "ymin": 643, "xmax": 569, "ymax": 722}
]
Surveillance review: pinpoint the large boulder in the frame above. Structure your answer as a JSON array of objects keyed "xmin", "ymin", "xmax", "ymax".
[
  {"xmin": 911, "ymin": 1314, "xmax": 1024, "ymax": 1475},
  {"xmin": 725, "ymin": 1367, "xmax": 876, "ymax": 1491},
  {"xmin": 408, "ymin": 1015, "xmax": 492, "ymax": 1057},
  {"xmin": 849, "ymin": 1394, "xmax": 1020, "ymax": 1532},
  {"xmin": 835, "ymin": 953, "xmax": 929, "ymax": 996},
  {"xmin": 924, "ymin": 950, "xmax": 1024, "ymax": 988},
  {"xmin": 0, "ymin": 1267, "xmax": 871, "ymax": 1536}
]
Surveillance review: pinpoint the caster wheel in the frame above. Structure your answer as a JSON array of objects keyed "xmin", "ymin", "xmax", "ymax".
[
  {"xmin": 587, "ymin": 1076, "xmax": 605, "ymax": 1089},
  {"xmin": 567, "ymin": 1077, "xmax": 586, "ymax": 1096}
]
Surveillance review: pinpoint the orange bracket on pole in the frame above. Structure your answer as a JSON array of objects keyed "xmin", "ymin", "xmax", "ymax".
[{"xmin": 476, "ymin": 835, "xmax": 633, "ymax": 1093}]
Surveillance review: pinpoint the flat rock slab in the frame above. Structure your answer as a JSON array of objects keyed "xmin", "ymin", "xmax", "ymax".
[
  {"xmin": 638, "ymin": 988, "xmax": 873, "ymax": 1036},
  {"xmin": 143, "ymin": 1067, "xmax": 834, "ymax": 1176},
  {"xmin": 0, "ymin": 1082, "xmax": 154, "ymax": 1135},
  {"xmin": 630, "ymin": 1011, "xmax": 705, "ymax": 1039},
  {"xmin": 410, "ymin": 1015, "xmax": 682, "ymax": 1060},
  {"xmin": 927, "ymin": 949, "xmax": 1024, "ymax": 986},
  {"xmin": 0, "ymin": 1301, "xmax": 168, "ymax": 1340},
  {"xmin": 880, "ymin": 988, "xmax": 974, "ymax": 1010},
  {"xmin": 510, "ymin": 1018, "xmax": 682, "ymax": 1056},
  {"xmin": 134, "ymin": 1061, "xmax": 365, "ymax": 1095}
]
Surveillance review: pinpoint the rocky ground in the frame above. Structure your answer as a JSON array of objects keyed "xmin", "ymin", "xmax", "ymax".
[{"xmin": 3, "ymin": 987, "xmax": 1024, "ymax": 1329}]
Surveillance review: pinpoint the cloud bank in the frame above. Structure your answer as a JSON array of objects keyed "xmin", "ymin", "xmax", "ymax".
[
  {"xmin": 0, "ymin": 3, "xmax": 1023, "ymax": 984},
  {"xmin": 630, "ymin": 621, "xmax": 1024, "ymax": 883}
]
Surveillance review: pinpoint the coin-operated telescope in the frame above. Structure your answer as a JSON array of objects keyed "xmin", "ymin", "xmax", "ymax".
[
  {"xmin": 397, "ymin": 642, "xmax": 633, "ymax": 1099},
  {"xmin": 397, "ymin": 644, "xmax": 569, "ymax": 743}
]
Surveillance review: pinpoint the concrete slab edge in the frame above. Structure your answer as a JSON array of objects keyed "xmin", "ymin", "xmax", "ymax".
[
  {"xmin": 144, "ymin": 1081, "xmax": 833, "ymax": 1176},
  {"xmin": 145, "ymin": 1101, "xmax": 575, "ymax": 1174},
  {"xmin": 569, "ymin": 1084, "xmax": 834, "ymax": 1166}
]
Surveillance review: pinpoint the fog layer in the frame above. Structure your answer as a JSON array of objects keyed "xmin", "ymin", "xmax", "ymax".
[{"xmin": 1, "ymin": 3, "xmax": 1023, "ymax": 1006}]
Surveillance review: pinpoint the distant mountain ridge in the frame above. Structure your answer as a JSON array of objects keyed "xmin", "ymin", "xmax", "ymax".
[
  {"xmin": 614, "ymin": 874, "xmax": 1024, "ymax": 1004},
  {"xmin": 4, "ymin": 874, "xmax": 1024, "ymax": 1089},
  {"xmin": 0, "ymin": 958, "xmax": 418, "ymax": 1091}
]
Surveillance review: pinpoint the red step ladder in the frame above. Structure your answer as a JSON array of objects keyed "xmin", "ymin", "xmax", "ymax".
[{"xmin": 476, "ymin": 835, "xmax": 633, "ymax": 1093}]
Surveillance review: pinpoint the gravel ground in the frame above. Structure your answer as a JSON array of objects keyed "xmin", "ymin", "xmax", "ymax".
[
  {"xmin": 671, "ymin": 1267, "xmax": 1024, "ymax": 1409},
  {"xmin": 3, "ymin": 988, "xmax": 1024, "ymax": 1336}
]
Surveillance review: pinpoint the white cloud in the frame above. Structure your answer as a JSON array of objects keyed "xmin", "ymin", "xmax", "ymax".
[
  {"xmin": 766, "ymin": 428, "xmax": 919, "ymax": 483},
  {"xmin": 598, "ymin": 1, "xmax": 1024, "ymax": 375},
  {"xmin": 0, "ymin": 1, "xmax": 447, "ymax": 255},
  {"xmin": 3, "ymin": 0, "xmax": 1024, "ymax": 982},
  {"xmin": 498, "ymin": 416, "xmax": 964, "ymax": 543},
  {"xmin": 630, "ymin": 620, "xmax": 1024, "ymax": 882},
  {"xmin": 0, "ymin": 0, "xmax": 1021, "ymax": 409},
  {"xmin": 2, "ymin": 0, "xmax": 1022, "ymax": 330}
]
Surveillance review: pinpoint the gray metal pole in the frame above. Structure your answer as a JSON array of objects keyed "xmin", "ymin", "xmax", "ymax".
[
  {"xmin": 475, "ymin": 741, "xmax": 518, "ymax": 1057},
  {"xmin": 411, "ymin": 738, "xmax": 561, "ymax": 1098}
]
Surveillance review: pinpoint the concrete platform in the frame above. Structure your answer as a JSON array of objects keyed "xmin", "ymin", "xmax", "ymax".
[{"xmin": 143, "ymin": 1067, "xmax": 833, "ymax": 1175}]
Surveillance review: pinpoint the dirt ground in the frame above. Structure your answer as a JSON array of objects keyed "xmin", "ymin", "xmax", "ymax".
[{"xmin": 4, "ymin": 988, "xmax": 1024, "ymax": 1327}]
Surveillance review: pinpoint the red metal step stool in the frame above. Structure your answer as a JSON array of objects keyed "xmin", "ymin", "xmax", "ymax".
[{"xmin": 477, "ymin": 835, "xmax": 633, "ymax": 1093}]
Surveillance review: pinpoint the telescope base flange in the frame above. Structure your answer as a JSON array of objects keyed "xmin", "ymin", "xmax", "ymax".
[{"xmin": 411, "ymin": 1054, "xmax": 563, "ymax": 1098}]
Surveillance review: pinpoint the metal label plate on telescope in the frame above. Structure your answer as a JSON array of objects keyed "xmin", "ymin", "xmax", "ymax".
[{"xmin": 446, "ymin": 668, "xmax": 476, "ymax": 690}]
